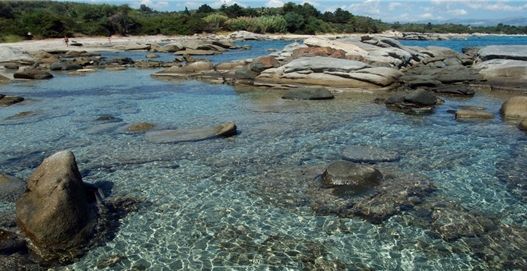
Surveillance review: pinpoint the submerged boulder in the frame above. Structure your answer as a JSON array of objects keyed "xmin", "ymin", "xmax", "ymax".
[
  {"xmin": 282, "ymin": 88, "xmax": 334, "ymax": 100},
  {"xmin": 145, "ymin": 122, "xmax": 237, "ymax": 144},
  {"xmin": 13, "ymin": 69, "xmax": 53, "ymax": 80},
  {"xmin": 455, "ymin": 106, "xmax": 493, "ymax": 120},
  {"xmin": 16, "ymin": 151, "xmax": 97, "ymax": 262},
  {"xmin": 126, "ymin": 122, "xmax": 155, "ymax": 133},
  {"xmin": 321, "ymin": 161, "xmax": 382, "ymax": 189},
  {"xmin": 500, "ymin": 96, "xmax": 527, "ymax": 119}
]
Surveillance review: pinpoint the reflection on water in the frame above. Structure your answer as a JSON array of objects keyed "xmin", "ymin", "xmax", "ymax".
[{"xmin": 1, "ymin": 41, "xmax": 526, "ymax": 270}]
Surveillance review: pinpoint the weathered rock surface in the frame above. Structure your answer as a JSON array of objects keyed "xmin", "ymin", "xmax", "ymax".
[
  {"xmin": 478, "ymin": 45, "xmax": 527, "ymax": 61},
  {"xmin": 0, "ymin": 173, "xmax": 25, "ymax": 203},
  {"xmin": 145, "ymin": 122, "xmax": 237, "ymax": 144},
  {"xmin": 248, "ymin": 56, "xmax": 279, "ymax": 73},
  {"xmin": 229, "ymin": 31, "xmax": 264, "ymax": 40},
  {"xmin": 321, "ymin": 161, "xmax": 382, "ymax": 189},
  {"xmin": 500, "ymin": 96, "xmax": 527, "ymax": 119},
  {"xmin": 14, "ymin": 69, "xmax": 53, "ymax": 80},
  {"xmin": 16, "ymin": 151, "xmax": 97, "ymax": 262},
  {"xmin": 154, "ymin": 61, "xmax": 214, "ymax": 77},
  {"xmin": 341, "ymin": 145, "xmax": 400, "ymax": 163},
  {"xmin": 281, "ymin": 88, "xmax": 334, "ymax": 100}
]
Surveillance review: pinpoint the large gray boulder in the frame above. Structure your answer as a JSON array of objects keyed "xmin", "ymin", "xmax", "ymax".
[
  {"xmin": 145, "ymin": 122, "xmax": 237, "ymax": 144},
  {"xmin": 16, "ymin": 151, "xmax": 97, "ymax": 262},
  {"xmin": 500, "ymin": 96, "xmax": 527, "ymax": 119},
  {"xmin": 282, "ymin": 57, "xmax": 369, "ymax": 74}
]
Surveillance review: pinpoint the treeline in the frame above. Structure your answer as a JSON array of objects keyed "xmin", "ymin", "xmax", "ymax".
[{"xmin": 0, "ymin": 1, "xmax": 526, "ymax": 42}]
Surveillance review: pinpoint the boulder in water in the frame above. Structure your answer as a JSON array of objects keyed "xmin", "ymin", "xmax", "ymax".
[
  {"xmin": 0, "ymin": 96, "xmax": 24, "ymax": 107},
  {"xmin": 14, "ymin": 69, "xmax": 53, "ymax": 80},
  {"xmin": 321, "ymin": 161, "xmax": 382, "ymax": 189},
  {"xmin": 500, "ymin": 96, "xmax": 527, "ymax": 119},
  {"xmin": 145, "ymin": 122, "xmax": 237, "ymax": 144},
  {"xmin": 282, "ymin": 88, "xmax": 334, "ymax": 100},
  {"xmin": 16, "ymin": 151, "xmax": 98, "ymax": 262}
]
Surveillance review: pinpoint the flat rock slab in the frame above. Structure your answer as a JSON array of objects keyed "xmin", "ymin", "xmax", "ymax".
[
  {"xmin": 455, "ymin": 107, "xmax": 494, "ymax": 120},
  {"xmin": 282, "ymin": 56, "xmax": 369, "ymax": 74},
  {"xmin": 342, "ymin": 145, "xmax": 400, "ymax": 163},
  {"xmin": 282, "ymin": 88, "xmax": 334, "ymax": 100},
  {"xmin": 145, "ymin": 122, "xmax": 237, "ymax": 144},
  {"xmin": 479, "ymin": 45, "xmax": 527, "ymax": 61}
]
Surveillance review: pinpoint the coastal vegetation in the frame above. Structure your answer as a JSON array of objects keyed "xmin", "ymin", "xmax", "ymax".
[{"xmin": 1, "ymin": 1, "xmax": 527, "ymax": 41}]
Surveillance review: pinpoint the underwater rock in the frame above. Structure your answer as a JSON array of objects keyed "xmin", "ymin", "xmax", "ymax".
[
  {"xmin": 321, "ymin": 160, "xmax": 382, "ymax": 189},
  {"xmin": 282, "ymin": 88, "xmax": 334, "ymax": 100},
  {"xmin": 519, "ymin": 119, "xmax": 527, "ymax": 131},
  {"xmin": 429, "ymin": 204, "xmax": 496, "ymax": 241},
  {"xmin": 500, "ymin": 96, "xmax": 527, "ymax": 119},
  {"xmin": 13, "ymin": 69, "xmax": 53, "ymax": 80},
  {"xmin": 0, "ymin": 173, "xmax": 25, "ymax": 203},
  {"xmin": 126, "ymin": 122, "xmax": 155, "ymax": 133},
  {"xmin": 341, "ymin": 145, "xmax": 400, "ymax": 163},
  {"xmin": 145, "ymin": 53, "xmax": 159, "ymax": 59},
  {"xmin": 455, "ymin": 106, "xmax": 494, "ymax": 120},
  {"xmin": 145, "ymin": 122, "xmax": 237, "ymax": 144},
  {"xmin": 16, "ymin": 151, "xmax": 98, "ymax": 263},
  {"xmin": 385, "ymin": 90, "xmax": 440, "ymax": 115}
]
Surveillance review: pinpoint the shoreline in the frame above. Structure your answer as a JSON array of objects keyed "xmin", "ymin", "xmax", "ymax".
[{"xmin": 1, "ymin": 32, "xmax": 527, "ymax": 57}]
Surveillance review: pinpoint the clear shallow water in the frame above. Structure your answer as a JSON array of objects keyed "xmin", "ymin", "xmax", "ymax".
[
  {"xmin": 0, "ymin": 39, "xmax": 526, "ymax": 270},
  {"xmin": 400, "ymin": 35, "xmax": 527, "ymax": 52}
]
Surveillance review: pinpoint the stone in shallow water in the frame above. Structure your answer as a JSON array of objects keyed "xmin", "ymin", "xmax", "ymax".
[
  {"xmin": 282, "ymin": 88, "xmax": 334, "ymax": 100},
  {"xmin": 145, "ymin": 122, "xmax": 237, "ymax": 144},
  {"xmin": 16, "ymin": 151, "xmax": 97, "ymax": 262},
  {"xmin": 321, "ymin": 160, "xmax": 382, "ymax": 189},
  {"xmin": 0, "ymin": 96, "xmax": 24, "ymax": 107},
  {"xmin": 500, "ymin": 96, "xmax": 527, "ymax": 119},
  {"xmin": 341, "ymin": 145, "xmax": 400, "ymax": 163},
  {"xmin": 519, "ymin": 119, "xmax": 527, "ymax": 131},
  {"xmin": 455, "ymin": 106, "xmax": 494, "ymax": 120},
  {"xmin": 429, "ymin": 204, "xmax": 496, "ymax": 241},
  {"xmin": 404, "ymin": 89, "xmax": 438, "ymax": 106}
]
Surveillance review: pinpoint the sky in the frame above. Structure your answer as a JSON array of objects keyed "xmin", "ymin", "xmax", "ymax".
[{"xmin": 69, "ymin": 0, "xmax": 527, "ymax": 23}]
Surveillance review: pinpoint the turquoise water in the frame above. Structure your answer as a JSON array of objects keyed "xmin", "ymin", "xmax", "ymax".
[
  {"xmin": 0, "ymin": 39, "xmax": 526, "ymax": 270},
  {"xmin": 400, "ymin": 35, "xmax": 527, "ymax": 52}
]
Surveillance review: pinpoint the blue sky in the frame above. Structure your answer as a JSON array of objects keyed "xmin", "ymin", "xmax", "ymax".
[{"xmin": 70, "ymin": 0, "xmax": 527, "ymax": 22}]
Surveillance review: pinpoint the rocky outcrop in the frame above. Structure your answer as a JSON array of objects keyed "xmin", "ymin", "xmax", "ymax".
[
  {"xmin": 16, "ymin": 151, "xmax": 98, "ymax": 263},
  {"xmin": 478, "ymin": 45, "xmax": 527, "ymax": 61},
  {"xmin": 255, "ymin": 56, "xmax": 402, "ymax": 89},
  {"xmin": 500, "ymin": 96, "xmax": 527, "ymax": 119},
  {"xmin": 248, "ymin": 56, "xmax": 279, "ymax": 73},
  {"xmin": 281, "ymin": 88, "xmax": 334, "ymax": 100},
  {"xmin": 145, "ymin": 122, "xmax": 237, "ymax": 144},
  {"xmin": 152, "ymin": 61, "xmax": 219, "ymax": 81},
  {"xmin": 229, "ymin": 31, "xmax": 264, "ymax": 40},
  {"xmin": 13, "ymin": 69, "xmax": 53, "ymax": 80}
]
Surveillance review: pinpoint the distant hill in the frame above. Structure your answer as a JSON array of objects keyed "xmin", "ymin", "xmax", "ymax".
[{"xmin": 411, "ymin": 17, "xmax": 527, "ymax": 27}]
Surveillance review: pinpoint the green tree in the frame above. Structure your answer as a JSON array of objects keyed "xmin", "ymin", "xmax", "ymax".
[{"xmin": 284, "ymin": 12, "xmax": 304, "ymax": 33}]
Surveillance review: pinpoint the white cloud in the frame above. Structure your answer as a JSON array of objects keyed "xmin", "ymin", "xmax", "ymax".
[
  {"xmin": 267, "ymin": 0, "xmax": 284, "ymax": 7},
  {"xmin": 449, "ymin": 8, "xmax": 467, "ymax": 15},
  {"xmin": 347, "ymin": 0, "xmax": 381, "ymax": 16},
  {"xmin": 388, "ymin": 2, "xmax": 402, "ymax": 10}
]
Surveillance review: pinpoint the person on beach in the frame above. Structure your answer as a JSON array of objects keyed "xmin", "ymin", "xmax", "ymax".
[
  {"xmin": 64, "ymin": 35, "xmax": 69, "ymax": 47},
  {"xmin": 108, "ymin": 33, "xmax": 112, "ymax": 44}
]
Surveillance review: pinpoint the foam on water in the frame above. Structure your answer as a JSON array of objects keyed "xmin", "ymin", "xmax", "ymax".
[{"xmin": 1, "ymin": 39, "xmax": 526, "ymax": 270}]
